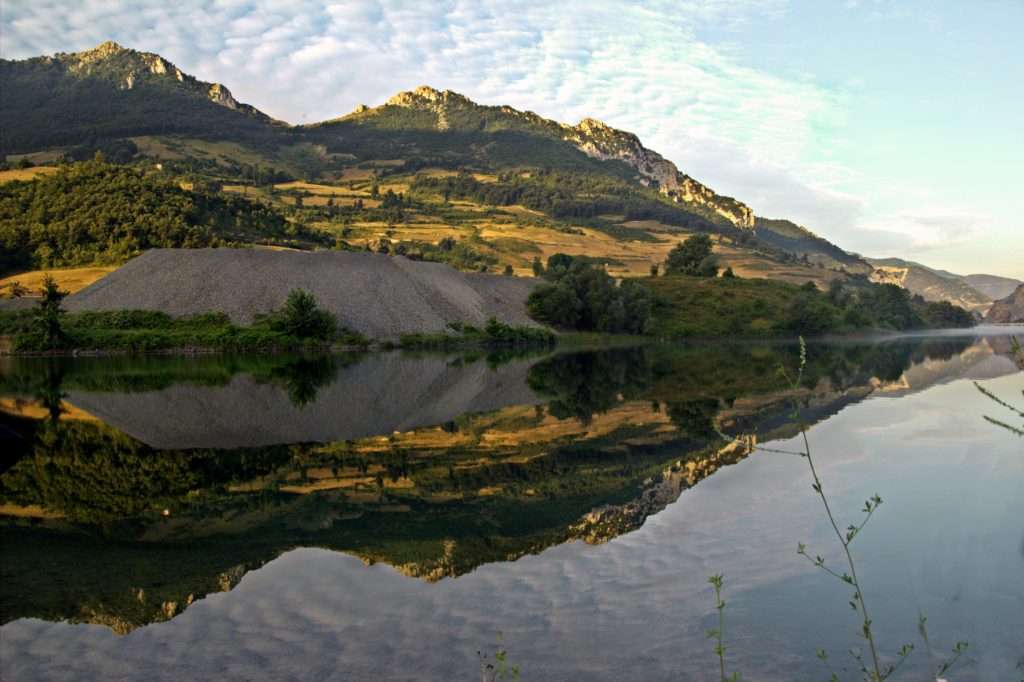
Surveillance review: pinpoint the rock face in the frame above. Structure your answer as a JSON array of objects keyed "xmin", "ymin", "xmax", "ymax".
[
  {"xmin": 359, "ymin": 85, "xmax": 755, "ymax": 228},
  {"xmin": 985, "ymin": 284, "xmax": 1024, "ymax": 323},
  {"xmin": 40, "ymin": 40, "xmax": 266, "ymax": 119},
  {"xmin": 564, "ymin": 117, "xmax": 754, "ymax": 227},
  {"xmin": 65, "ymin": 248, "xmax": 543, "ymax": 340}
]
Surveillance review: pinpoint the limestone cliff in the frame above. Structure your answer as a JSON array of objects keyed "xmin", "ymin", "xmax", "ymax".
[{"xmin": 984, "ymin": 284, "xmax": 1024, "ymax": 323}]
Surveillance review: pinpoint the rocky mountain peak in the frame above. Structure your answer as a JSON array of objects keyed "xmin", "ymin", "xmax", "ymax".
[
  {"xmin": 386, "ymin": 85, "xmax": 470, "ymax": 109},
  {"xmin": 47, "ymin": 41, "xmax": 264, "ymax": 117},
  {"xmin": 84, "ymin": 40, "xmax": 128, "ymax": 59}
]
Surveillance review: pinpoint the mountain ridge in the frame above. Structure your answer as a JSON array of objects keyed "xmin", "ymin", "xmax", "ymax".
[
  {"xmin": 326, "ymin": 84, "xmax": 756, "ymax": 228},
  {"xmin": 2, "ymin": 41, "xmax": 1012, "ymax": 297}
]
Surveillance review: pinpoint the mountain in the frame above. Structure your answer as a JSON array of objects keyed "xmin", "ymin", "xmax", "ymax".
[
  {"xmin": 963, "ymin": 273, "xmax": 1023, "ymax": 301},
  {"xmin": 753, "ymin": 217, "xmax": 872, "ymax": 273},
  {"xmin": 984, "ymin": 284, "xmax": 1024, "ymax": 323},
  {"xmin": 867, "ymin": 257, "xmax": 993, "ymax": 313},
  {"xmin": 5, "ymin": 41, "xmax": 1004, "ymax": 297},
  {"xmin": 0, "ymin": 41, "xmax": 278, "ymax": 154},
  {"xmin": 309, "ymin": 85, "xmax": 755, "ymax": 228}
]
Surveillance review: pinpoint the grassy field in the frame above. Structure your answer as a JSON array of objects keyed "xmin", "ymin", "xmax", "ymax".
[
  {"xmin": 0, "ymin": 166, "xmax": 61, "ymax": 184},
  {"xmin": 1, "ymin": 266, "xmax": 117, "ymax": 296}
]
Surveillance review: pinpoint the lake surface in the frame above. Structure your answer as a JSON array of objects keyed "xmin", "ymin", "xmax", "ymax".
[{"xmin": 1, "ymin": 329, "xmax": 1021, "ymax": 681}]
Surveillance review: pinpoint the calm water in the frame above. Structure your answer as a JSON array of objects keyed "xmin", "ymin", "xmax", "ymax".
[{"xmin": 1, "ymin": 329, "xmax": 1021, "ymax": 681}]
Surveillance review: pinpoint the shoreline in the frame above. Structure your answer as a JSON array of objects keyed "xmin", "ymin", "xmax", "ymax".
[{"xmin": 4, "ymin": 324, "xmax": 1015, "ymax": 358}]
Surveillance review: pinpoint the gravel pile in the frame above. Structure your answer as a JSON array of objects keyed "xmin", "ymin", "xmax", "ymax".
[{"xmin": 66, "ymin": 248, "xmax": 543, "ymax": 338}]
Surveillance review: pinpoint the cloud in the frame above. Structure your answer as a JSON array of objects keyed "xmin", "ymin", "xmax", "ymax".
[{"xmin": 1, "ymin": 1, "xmax": 1014, "ymax": 274}]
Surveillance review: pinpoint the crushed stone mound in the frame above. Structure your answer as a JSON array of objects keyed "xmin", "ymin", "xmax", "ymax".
[
  {"xmin": 67, "ymin": 353, "xmax": 541, "ymax": 450},
  {"xmin": 66, "ymin": 249, "xmax": 544, "ymax": 339}
]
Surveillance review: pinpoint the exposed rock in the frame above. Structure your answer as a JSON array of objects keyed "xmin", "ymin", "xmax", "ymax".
[
  {"xmin": 50, "ymin": 40, "xmax": 268, "ymax": 120},
  {"xmin": 984, "ymin": 283, "xmax": 1024, "ymax": 323},
  {"xmin": 207, "ymin": 83, "xmax": 239, "ymax": 109}
]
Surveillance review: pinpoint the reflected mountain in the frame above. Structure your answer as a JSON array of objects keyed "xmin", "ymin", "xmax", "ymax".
[{"xmin": 0, "ymin": 333, "xmax": 1020, "ymax": 634}]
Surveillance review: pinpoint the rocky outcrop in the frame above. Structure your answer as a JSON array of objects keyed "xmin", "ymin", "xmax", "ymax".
[
  {"xmin": 984, "ymin": 284, "xmax": 1024, "ymax": 323},
  {"xmin": 51, "ymin": 40, "xmax": 267, "ymax": 119},
  {"xmin": 563, "ymin": 117, "xmax": 754, "ymax": 227}
]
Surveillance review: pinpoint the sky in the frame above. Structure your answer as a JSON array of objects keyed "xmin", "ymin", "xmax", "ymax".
[{"xmin": 3, "ymin": 0, "xmax": 1022, "ymax": 279}]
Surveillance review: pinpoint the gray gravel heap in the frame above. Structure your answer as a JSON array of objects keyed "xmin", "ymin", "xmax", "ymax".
[
  {"xmin": 67, "ymin": 352, "xmax": 542, "ymax": 449},
  {"xmin": 66, "ymin": 248, "xmax": 544, "ymax": 338}
]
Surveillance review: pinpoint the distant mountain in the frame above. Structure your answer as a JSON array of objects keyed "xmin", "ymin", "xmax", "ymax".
[
  {"xmin": 0, "ymin": 41, "xmax": 278, "ymax": 154},
  {"xmin": 963, "ymin": 274, "xmax": 1022, "ymax": 301},
  {"xmin": 984, "ymin": 284, "xmax": 1024, "ymax": 323},
  {"xmin": 867, "ymin": 257, "xmax": 994, "ymax": 313},
  {"xmin": 754, "ymin": 217, "xmax": 872, "ymax": 273}
]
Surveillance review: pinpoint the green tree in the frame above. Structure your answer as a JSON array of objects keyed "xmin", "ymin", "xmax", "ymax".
[
  {"xmin": 531, "ymin": 256, "xmax": 545, "ymax": 277},
  {"xmin": 665, "ymin": 234, "xmax": 718, "ymax": 277},
  {"xmin": 271, "ymin": 289, "xmax": 337, "ymax": 340},
  {"xmin": 527, "ymin": 259, "xmax": 652, "ymax": 333},
  {"xmin": 35, "ymin": 275, "xmax": 67, "ymax": 349}
]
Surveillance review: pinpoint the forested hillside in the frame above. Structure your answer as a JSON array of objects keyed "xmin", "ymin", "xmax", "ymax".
[{"xmin": 0, "ymin": 160, "xmax": 326, "ymax": 275}]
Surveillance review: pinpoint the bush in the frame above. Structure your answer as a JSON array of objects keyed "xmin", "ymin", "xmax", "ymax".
[
  {"xmin": 665, "ymin": 234, "xmax": 718, "ymax": 277},
  {"xmin": 781, "ymin": 291, "xmax": 840, "ymax": 336},
  {"xmin": 269, "ymin": 290, "xmax": 337, "ymax": 340},
  {"xmin": 526, "ymin": 254, "xmax": 652, "ymax": 334}
]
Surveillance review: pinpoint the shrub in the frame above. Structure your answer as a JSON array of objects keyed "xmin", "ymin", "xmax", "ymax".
[
  {"xmin": 665, "ymin": 235, "xmax": 718, "ymax": 277},
  {"xmin": 34, "ymin": 275, "xmax": 67, "ymax": 349},
  {"xmin": 526, "ymin": 254, "xmax": 652, "ymax": 334},
  {"xmin": 270, "ymin": 289, "xmax": 337, "ymax": 340}
]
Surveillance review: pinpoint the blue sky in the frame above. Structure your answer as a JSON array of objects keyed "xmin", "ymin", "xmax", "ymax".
[{"xmin": 3, "ymin": 0, "xmax": 1021, "ymax": 279}]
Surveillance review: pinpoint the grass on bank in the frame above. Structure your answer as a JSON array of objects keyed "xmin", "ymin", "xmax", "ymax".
[{"xmin": 0, "ymin": 308, "xmax": 369, "ymax": 354}]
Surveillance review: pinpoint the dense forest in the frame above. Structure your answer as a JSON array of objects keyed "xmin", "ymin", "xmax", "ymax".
[{"xmin": 0, "ymin": 160, "xmax": 327, "ymax": 274}]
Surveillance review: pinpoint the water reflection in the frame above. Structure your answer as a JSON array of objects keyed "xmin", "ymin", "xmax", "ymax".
[{"xmin": 0, "ymin": 331, "xmax": 1021, "ymax": 679}]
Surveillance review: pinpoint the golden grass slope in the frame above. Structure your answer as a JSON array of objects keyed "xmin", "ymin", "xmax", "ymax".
[{"xmin": 1, "ymin": 266, "xmax": 117, "ymax": 297}]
